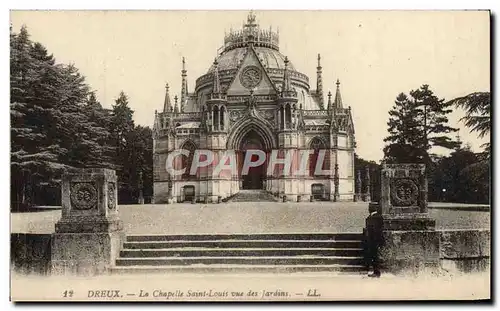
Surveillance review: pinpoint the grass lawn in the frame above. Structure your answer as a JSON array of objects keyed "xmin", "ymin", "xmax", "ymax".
[{"xmin": 10, "ymin": 202, "xmax": 490, "ymax": 235}]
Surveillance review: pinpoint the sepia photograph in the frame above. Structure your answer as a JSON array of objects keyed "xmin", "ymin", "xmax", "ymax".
[{"xmin": 8, "ymin": 9, "xmax": 491, "ymax": 301}]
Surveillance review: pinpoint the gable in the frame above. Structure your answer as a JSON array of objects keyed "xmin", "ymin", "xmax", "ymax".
[{"xmin": 226, "ymin": 47, "xmax": 277, "ymax": 96}]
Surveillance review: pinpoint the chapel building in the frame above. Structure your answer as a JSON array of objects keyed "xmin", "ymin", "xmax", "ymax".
[{"xmin": 153, "ymin": 12, "xmax": 356, "ymax": 203}]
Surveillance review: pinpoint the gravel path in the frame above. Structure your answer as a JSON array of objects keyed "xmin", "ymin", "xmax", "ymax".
[{"xmin": 10, "ymin": 202, "xmax": 490, "ymax": 234}]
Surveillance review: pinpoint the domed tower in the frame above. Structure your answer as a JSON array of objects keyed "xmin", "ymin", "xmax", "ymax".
[{"xmin": 153, "ymin": 11, "xmax": 356, "ymax": 204}]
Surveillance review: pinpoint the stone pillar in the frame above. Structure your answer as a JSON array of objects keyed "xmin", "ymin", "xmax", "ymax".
[
  {"xmin": 166, "ymin": 180, "xmax": 173, "ymax": 204},
  {"xmin": 370, "ymin": 164, "xmax": 439, "ymax": 274},
  {"xmin": 138, "ymin": 171, "xmax": 144, "ymax": 204},
  {"xmin": 363, "ymin": 166, "xmax": 371, "ymax": 202},
  {"xmin": 51, "ymin": 168, "xmax": 124, "ymax": 275},
  {"xmin": 333, "ymin": 164, "xmax": 340, "ymax": 202},
  {"xmin": 354, "ymin": 170, "xmax": 361, "ymax": 202}
]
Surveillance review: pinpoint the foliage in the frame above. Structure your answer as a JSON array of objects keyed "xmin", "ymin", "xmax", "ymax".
[
  {"xmin": 429, "ymin": 146, "xmax": 489, "ymax": 204},
  {"xmin": 383, "ymin": 85, "xmax": 458, "ymax": 164},
  {"xmin": 10, "ymin": 26, "xmax": 153, "ymax": 209},
  {"xmin": 354, "ymin": 154, "xmax": 380, "ymax": 201},
  {"xmin": 447, "ymin": 92, "xmax": 491, "ymax": 157}
]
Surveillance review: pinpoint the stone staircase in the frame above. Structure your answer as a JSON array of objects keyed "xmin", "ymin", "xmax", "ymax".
[
  {"xmin": 111, "ymin": 232, "xmax": 367, "ymax": 274},
  {"xmin": 226, "ymin": 190, "xmax": 278, "ymax": 202}
]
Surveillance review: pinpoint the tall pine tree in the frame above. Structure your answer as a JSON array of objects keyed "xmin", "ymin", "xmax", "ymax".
[
  {"xmin": 383, "ymin": 85, "xmax": 458, "ymax": 165},
  {"xmin": 11, "ymin": 26, "xmax": 155, "ymax": 207},
  {"xmin": 383, "ymin": 93, "xmax": 425, "ymax": 163},
  {"xmin": 111, "ymin": 92, "xmax": 136, "ymax": 203},
  {"xmin": 411, "ymin": 84, "xmax": 458, "ymax": 162}
]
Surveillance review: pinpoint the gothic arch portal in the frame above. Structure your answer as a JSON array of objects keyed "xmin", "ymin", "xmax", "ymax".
[{"xmin": 226, "ymin": 117, "xmax": 277, "ymax": 151}]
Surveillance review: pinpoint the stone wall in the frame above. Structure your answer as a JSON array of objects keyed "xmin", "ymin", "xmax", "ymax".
[
  {"xmin": 11, "ymin": 233, "xmax": 52, "ymax": 275},
  {"xmin": 377, "ymin": 228, "xmax": 490, "ymax": 275},
  {"xmin": 11, "ymin": 228, "xmax": 490, "ymax": 276},
  {"xmin": 439, "ymin": 229, "xmax": 490, "ymax": 274}
]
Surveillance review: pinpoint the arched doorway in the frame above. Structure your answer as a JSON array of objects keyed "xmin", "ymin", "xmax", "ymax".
[{"xmin": 239, "ymin": 130, "xmax": 266, "ymax": 190}]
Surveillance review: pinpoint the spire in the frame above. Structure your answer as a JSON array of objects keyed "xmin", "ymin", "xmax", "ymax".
[
  {"xmin": 316, "ymin": 54, "xmax": 323, "ymax": 105},
  {"xmin": 245, "ymin": 10, "xmax": 258, "ymax": 29},
  {"xmin": 334, "ymin": 79, "xmax": 343, "ymax": 109},
  {"xmin": 281, "ymin": 56, "xmax": 293, "ymax": 97},
  {"xmin": 180, "ymin": 57, "xmax": 188, "ymax": 108},
  {"xmin": 174, "ymin": 95, "xmax": 179, "ymax": 114},
  {"xmin": 327, "ymin": 91, "xmax": 332, "ymax": 111},
  {"xmin": 163, "ymin": 83, "xmax": 172, "ymax": 113},
  {"xmin": 212, "ymin": 58, "xmax": 221, "ymax": 95}
]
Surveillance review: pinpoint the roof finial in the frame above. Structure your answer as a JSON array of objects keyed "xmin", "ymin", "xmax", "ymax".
[
  {"xmin": 280, "ymin": 56, "xmax": 294, "ymax": 97},
  {"xmin": 316, "ymin": 54, "xmax": 323, "ymax": 107},
  {"xmin": 174, "ymin": 95, "xmax": 179, "ymax": 114},
  {"xmin": 334, "ymin": 79, "xmax": 343, "ymax": 109},
  {"xmin": 181, "ymin": 57, "xmax": 188, "ymax": 107},
  {"xmin": 212, "ymin": 58, "xmax": 221, "ymax": 95},
  {"xmin": 327, "ymin": 91, "xmax": 332, "ymax": 111},
  {"xmin": 247, "ymin": 10, "xmax": 256, "ymax": 24},
  {"xmin": 163, "ymin": 83, "xmax": 172, "ymax": 113}
]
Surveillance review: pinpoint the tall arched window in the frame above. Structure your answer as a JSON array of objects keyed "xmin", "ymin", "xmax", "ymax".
[
  {"xmin": 285, "ymin": 104, "xmax": 292, "ymax": 129},
  {"xmin": 309, "ymin": 137, "xmax": 325, "ymax": 177},
  {"xmin": 279, "ymin": 105, "xmax": 285, "ymax": 130},
  {"xmin": 220, "ymin": 106, "xmax": 225, "ymax": 130},
  {"xmin": 181, "ymin": 141, "xmax": 197, "ymax": 179},
  {"xmin": 213, "ymin": 106, "xmax": 219, "ymax": 131}
]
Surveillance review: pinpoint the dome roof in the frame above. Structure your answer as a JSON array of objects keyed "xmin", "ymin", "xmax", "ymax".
[{"xmin": 207, "ymin": 47, "xmax": 296, "ymax": 73}]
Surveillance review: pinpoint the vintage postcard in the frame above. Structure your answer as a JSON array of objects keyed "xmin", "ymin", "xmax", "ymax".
[{"xmin": 9, "ymin": 10, "xmax": 490, "ymax": 301}]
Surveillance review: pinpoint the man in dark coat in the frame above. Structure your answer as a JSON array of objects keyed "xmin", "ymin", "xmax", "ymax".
[{"xmin": 365, "ymin": 204, "xmax": 384, "ymax": 277}]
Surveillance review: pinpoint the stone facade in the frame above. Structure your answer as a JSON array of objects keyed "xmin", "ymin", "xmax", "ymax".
[
  {"xmin": 153, "ymin": 12, "xmax": 356, "ymax": 203},
  {"xmin": 51, "ymin": 168, "xmax": 124, "ymax": 275}
]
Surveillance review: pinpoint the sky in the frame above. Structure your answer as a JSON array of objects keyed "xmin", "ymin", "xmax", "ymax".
[{"xmin": 10, "ymin": 10, "xmax": 490, "ymax": 161}]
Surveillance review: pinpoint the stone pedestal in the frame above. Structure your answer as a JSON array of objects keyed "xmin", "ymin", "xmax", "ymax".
[
  {"xmin": 138, "ymin": 190, "xmax": 144, "ymax": 204},
  {"xmin": 363, "ymin": 193, "xmax": 371, "ymax": 202},
  {"xmin": 375, "ymin": 164, "xmax": 440, "ymax": 274},
  {"xmin": 354, "ymin": 193, "xmax": 361, "ymax": 202},
  {"xmin": 51, "ymin": 168, "xmax": 124, "ymax": 276}
]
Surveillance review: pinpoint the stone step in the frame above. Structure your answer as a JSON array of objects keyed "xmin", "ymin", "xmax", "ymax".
[
  {"xmin": 119, "ymin": 248, "xmax": 364, "ymax": 258},
  {"xmin": 115, "ymin": 256, "xmax": 365, "ymax": 266},
  {"xmin": 126, "ymin": 233, "xmax": 364, "ymax": 242},
  {"xmin": 123, "ymin": 240, "xmax": 363, "ymax": 249},
  {"xmin": 227, "ymin": 190, "xmax": 278, "ymax": 202},
  {"xmin": 110, "ymin": 264, "xmax": 367, "ymax": 274}
]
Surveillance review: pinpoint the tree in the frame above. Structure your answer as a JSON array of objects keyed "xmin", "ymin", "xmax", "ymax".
[
  {"xmin": 111, "ymin": 92, "xmax": 136, "ymax": 203},
  {"xmin": 411, "ymin": 84, "xmax": 459, "ymax": 161},
  {"xmin": 429, "ymin": 145, "xmax": 478, "ymax": 202},
  {"xmin": 11, "ymin": 27, "xmax": 71, "ymax": 208},
  {"xmin": 354, "ymin": 154, "xmax": 380, "ymax": 201},
  {"xmin": 10, "ymin": 26, "xmax": 154, "ymax": 207},
  {"xmin": 447, "ymin": 92, "xmax": 491, "ymax": 157},
  {"xmin": 383, "ymin": 85, "xmax": 459, "ymax": 164},
  {"xmin": 127, "ymin": 126, "xmax": 154, "ymax": 202},
  {"xmin": 83, "ymin": 92, "xmax": 116, "ymax": 169},
  {"xmin": 459, "ymin": 160, "xmax": 490, "ymax": 204},
  {"xmin": 10, "ymin": 26, "xmax": 119, "ymax": 208},
  {"xmin": 383, "ymin": 92, "xmax": 426, "ymax": 163}
]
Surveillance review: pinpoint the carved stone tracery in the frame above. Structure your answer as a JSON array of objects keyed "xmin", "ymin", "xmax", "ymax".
[
  {"xmin": 70, "ymin": 182, "xmax": 98, "ymax": 210},
  {"xmin": 390, "ymin": 178, "xmax": 419, "ymax": 207},
  {"xmin": 240, "ymin": 66, "xmax": 262, "ymax": 89},
  {"xmin": 107, "ymin": 182, "xmax": 116, "ymax": 210}
]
